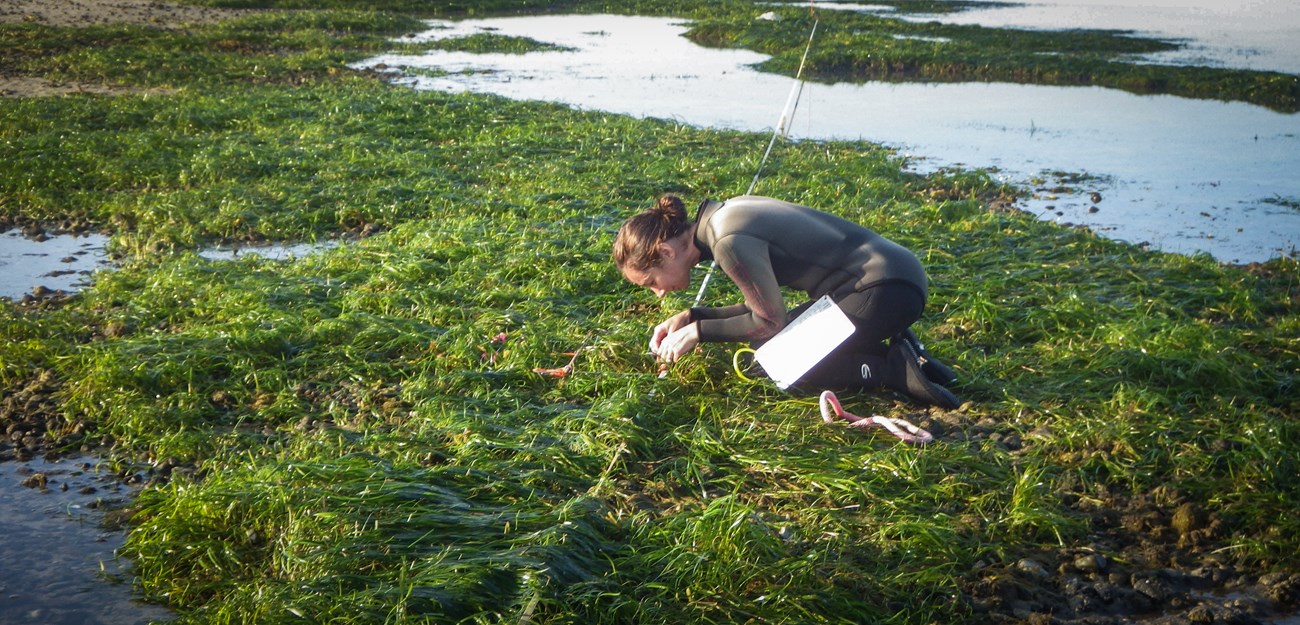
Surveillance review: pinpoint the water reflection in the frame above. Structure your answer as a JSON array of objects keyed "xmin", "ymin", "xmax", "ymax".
[
  {"xmin": 197, "ymin": 240, "xmax": 337, "ymax": 262},
  {"xmin": 357, "ymin": 13, "xmax": 1300, "ymax": 263},
  {"xmin": 896, "ymin": 0, "xmax": 1300, "ymax": 76},
  {"xmin": 0, "ymin": 230, "xmax": 110, "ymax": 300},
  {"xmin": 0, "ymin": 457, "xmax": 174, "ymax": 625},
  {"xmin": 0, "ymin": 233, "xmax": 337, "ymax": 301}
]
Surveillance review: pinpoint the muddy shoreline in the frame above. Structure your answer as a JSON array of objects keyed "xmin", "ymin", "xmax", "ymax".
[
  {"xmin": 0, "ymin": 0, "xmax": 253, "ymax": 97},
  {"xmin": 915, "ymin": 412, "xmax": 1300, "ymax": 625}
]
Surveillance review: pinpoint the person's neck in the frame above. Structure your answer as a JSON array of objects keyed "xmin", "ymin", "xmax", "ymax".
[{"xmin": 684, "ymin": 223, "xmax": 702, "ymax": 266}]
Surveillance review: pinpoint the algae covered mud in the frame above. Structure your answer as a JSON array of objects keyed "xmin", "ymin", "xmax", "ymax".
[
  {"xmin": 1, "ymin": 1, "xmax": 1298, "ymax": 625},
  {"xmin": 360, "ymin": 6, "xmax": 1300, "ymax": 264}
]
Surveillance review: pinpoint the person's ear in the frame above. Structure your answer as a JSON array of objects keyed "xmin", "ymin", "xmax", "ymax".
[{"xmin": 657, "ymin": 241, "xmax": 676, "ymax": 260}]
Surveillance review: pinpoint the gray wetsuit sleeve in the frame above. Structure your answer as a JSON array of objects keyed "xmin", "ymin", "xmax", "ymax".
[
  {"xmin": 696, "ymin": 233, "xmax": 788, "ymax": 342},
  {"xmin": 691, "ymin": 195, "xmax": 928, "ymax": 344}
]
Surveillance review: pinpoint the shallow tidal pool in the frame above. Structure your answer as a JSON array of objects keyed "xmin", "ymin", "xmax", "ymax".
[
  {"xmin": 0, "ymin": 456, "xmax": 174, "ymax": 625},
  {"xmin": 358, "ymin": 11, "xmax": 1300, "ymax": 264}
]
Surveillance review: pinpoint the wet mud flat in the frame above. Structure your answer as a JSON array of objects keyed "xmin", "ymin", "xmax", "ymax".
[
  {"xmin": 1, "ymin": 0, "xmax": 254, "ymax": 97},
  {"xmin": 0, "ymin": 0, "xmax": 250, "ymax": 29},
  {"xmin": 931, "ymin": 414, "xmax": 1300, "ymax": 625}
]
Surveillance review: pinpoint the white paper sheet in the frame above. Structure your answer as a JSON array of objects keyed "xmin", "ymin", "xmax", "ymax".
[{"xmin": 754, "ymin": 295, "xmax": 855, "ymax": 390}]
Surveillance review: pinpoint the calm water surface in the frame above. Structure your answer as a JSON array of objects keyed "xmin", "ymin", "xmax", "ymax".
[
  {"xmin": 358, "ymin": 9, "xmax": 1300, "ymax": 264},
  {"xmin": 0, "ymin": 236, "xmax": 333, "ymax": 301},
  {"xmin": 0, "ymin": 230, "xmax": 109, "ymax": 300},
  {"xmin": 899, "ymin": 0, "xmax": 1300, "ymax": 75},
  {"xmin": 0, "ymin": 457, "xmax": 174, "ymax": 625}
]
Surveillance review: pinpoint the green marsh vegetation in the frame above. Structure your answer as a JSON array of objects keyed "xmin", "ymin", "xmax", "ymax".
[
  {"xmin": 682, "ymin": 2, "xmax": 1300, "ymax": 113},
  {"xmin": 1, "ymin": 0, "xmax": 1298, "ymax": 623}
]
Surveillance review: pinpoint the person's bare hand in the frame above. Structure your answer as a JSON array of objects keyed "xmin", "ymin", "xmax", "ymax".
[
  {"xmin": 649, "ymin": 309, "xmax": 693, "ymax": 355},
  {"xmin": 654, "ymin": 322, "xmax": 699, "ymax": 362}
]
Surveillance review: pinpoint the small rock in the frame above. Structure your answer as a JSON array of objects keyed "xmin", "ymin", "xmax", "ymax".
[
  {"xmin": 1187, "ymin": 604, "xmax": 1215, "ymax": 623},
  {"xmin": 1025, "ymin": 613, "xmax": 1052, "ymax": 625},
  {"xmin": 1016, "ymin": 558, "xmax": 1050, "ymax": 579},
  {"xmin": 1074, "ymin": 554, "xmax": 1108, "ymax": 574},
  {"xmin": 1258, "ymin": 571, "xmax": 1289, "ymax": 587},
  {"xmin": 21, "ymin": 472, "xmax": 48, "ymax": 489},
  {"xmin": 1219, "ymin": 600, "xmax": 1262, "ymax": 625},
  {"xmin": 1263, "ymin": 573, "xmax": 1300, "ymax": 606},
  {"xmin": 1172, "ymin": 502, "xmax": 1206, "ymax": 536},
  {"xmin": 1133, "ymin": 574, "xmax": 1171, "ymax": 601},
  {"xmin": 1009, "ymin": 600, "xmax": 1035, "ymax": 619}
]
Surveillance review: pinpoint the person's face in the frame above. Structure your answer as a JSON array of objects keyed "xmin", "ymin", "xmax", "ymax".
[{"xmin": 622, "ymin": 241, "xmax": 693, "ymax": 298}]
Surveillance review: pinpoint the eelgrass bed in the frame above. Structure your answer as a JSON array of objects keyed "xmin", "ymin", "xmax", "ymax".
[{"xmin": 1, "ymin": 1, "xmax": 1298, "ymax": 624}]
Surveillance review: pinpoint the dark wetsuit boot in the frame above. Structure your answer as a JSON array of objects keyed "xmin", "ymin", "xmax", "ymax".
[
  {"xmin": 885, "ymin": 340, "xmax": 961, "ymax": 409},
  {"xmin": 895, "ymin": 328, "xmax": 958, "ymax": 387}
]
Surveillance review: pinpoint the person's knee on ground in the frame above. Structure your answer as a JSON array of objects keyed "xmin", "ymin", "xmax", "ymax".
[{"xmin": 790, "ymin": 341, "xmax": 960, "ymax": 409}]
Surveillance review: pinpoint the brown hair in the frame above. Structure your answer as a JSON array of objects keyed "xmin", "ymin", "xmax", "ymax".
[{"xmin": 612, "ymin": 194, "xmax": 691, "ymax": 271}]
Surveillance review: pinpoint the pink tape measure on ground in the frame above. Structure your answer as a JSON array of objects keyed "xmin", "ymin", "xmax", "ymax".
[{"xmin": 819, "ymin": 390, "xmax": 933, "ymax": 444}]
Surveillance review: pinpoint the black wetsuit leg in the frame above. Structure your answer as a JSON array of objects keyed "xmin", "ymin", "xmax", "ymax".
[{"xmin": 788, "ymin": 282, "xmax": 924, "ymax": 390}]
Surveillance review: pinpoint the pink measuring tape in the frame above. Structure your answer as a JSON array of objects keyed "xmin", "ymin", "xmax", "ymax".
[{"xmin": 819, "ymin": 390, "xmax": 934, "ymax": 445}]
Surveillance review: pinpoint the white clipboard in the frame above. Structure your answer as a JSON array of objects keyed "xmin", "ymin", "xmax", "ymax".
[{"xmin": 754, "ymin": 295, "xmax": 854, "ymax": 390}]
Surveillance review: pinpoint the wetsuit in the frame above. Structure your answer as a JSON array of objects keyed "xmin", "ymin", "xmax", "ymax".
[
  {"xmin": 686, "ymin": 195, "xmax": 958, "ymax": 403},
  {"xmin": 691, "ymin": 193, "xmax": 925, "ymax": 345}
]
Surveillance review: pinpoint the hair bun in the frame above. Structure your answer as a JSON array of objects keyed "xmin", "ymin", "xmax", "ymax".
[
  {"xmin": 655, "ymin": 194, "xmax": 686, "ymax": 219},
  {"xmin": 613, "ymin": 194, "xmax": 691, "ymax": 271}
]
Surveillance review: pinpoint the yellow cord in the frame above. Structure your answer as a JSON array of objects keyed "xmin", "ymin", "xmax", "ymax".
[{"xmin": 732, "ymin": 347, "xmax": 758, "ymax": 382}]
